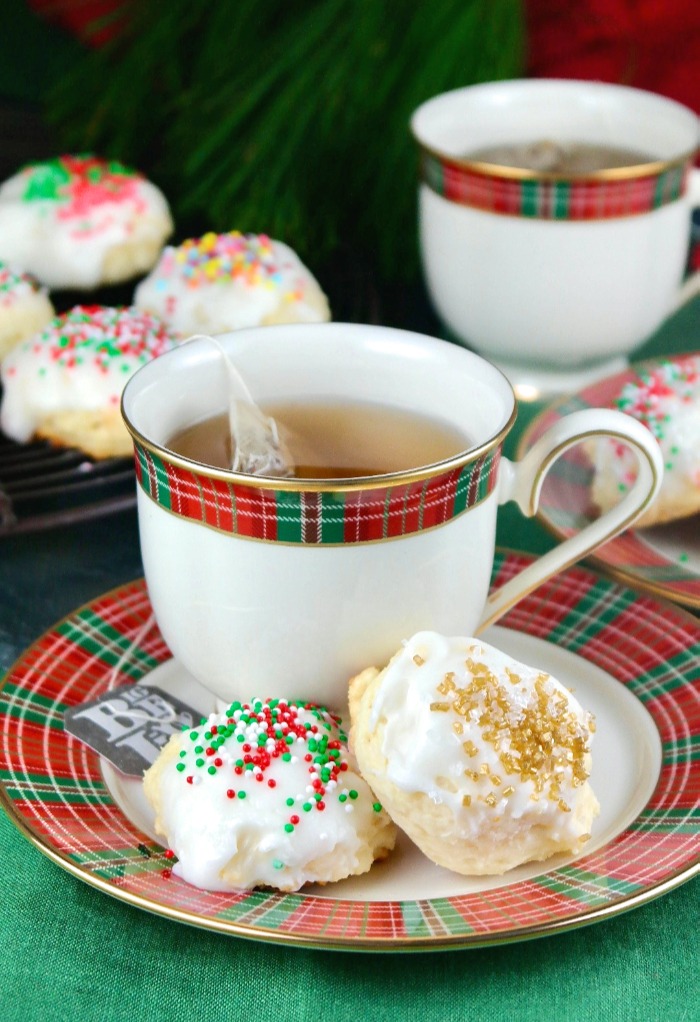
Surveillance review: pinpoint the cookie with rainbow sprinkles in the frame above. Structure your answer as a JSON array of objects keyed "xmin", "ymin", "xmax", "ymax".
[
  {"xmin": 143, "ymin": 698, "xmax": 395, "ymax": 892},
  {"xmin": 0, "ymin": 261, "xmax": 55, "ymax": 361},
  {"xmin": 0, "ymin": 155, "xmax": 173, "ymax": 290},
  {"xmin": 587, "ymin": 354, "xmax": 700, "ymax": 528},
  {"xmin": 134, "ymin": 230, "xmax": 331, "ymax": 335},
  {"xmin": 0, "ymin": 305, "xmax": 179, "ymax": 459}
]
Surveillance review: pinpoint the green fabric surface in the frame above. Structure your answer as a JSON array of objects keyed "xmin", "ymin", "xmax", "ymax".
[
  {"xmin": 1, "ymin": 297, "xmax": 698, "ymax": 1019},
  {"xmin": 0, "ymin": 801, "xmax": 697, "ymax": 1022}
]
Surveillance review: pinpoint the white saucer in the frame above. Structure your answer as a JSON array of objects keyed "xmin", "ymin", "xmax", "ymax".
[{"xmin": 103, "ymin": 622, "xmax": 661, "ymax": 903}]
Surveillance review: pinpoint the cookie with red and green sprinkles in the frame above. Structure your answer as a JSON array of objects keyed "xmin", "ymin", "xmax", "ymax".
[
  {"xmin": 0, "ymin": 305, "xmax": 180, "ymax": 459},
  {"xmin": 0, "ymin": 260, "xmax": 55, "ymax": 360},
  {"xmin": 0, "ymin": 154, "xmax": 173, "ymax": 290},
  {"xmin": 143, "ymin": 697, "xmax": 395, "ymax": 892},
  {"xmin": 588, "ymin": 354, "xmax": 700, "ymax": 527},
  {"xmin": 134, "ymin": 231, "xmax": 330, "ymax": 335}
]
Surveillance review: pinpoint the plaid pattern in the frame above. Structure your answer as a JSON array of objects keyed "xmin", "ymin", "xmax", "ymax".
[
  {"xmin": 133, "ymin": 441, "xmax": 500, "ymax": 543},
  {"xmin": 422, "ymin": 152, "xmax": 690, "ymax": 220},
  {"xmin": 0, "ymin": 553, "xmax": 698, "ymax": 948}
]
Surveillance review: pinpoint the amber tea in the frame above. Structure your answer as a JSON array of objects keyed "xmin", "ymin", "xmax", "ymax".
[
  {"xmin": 464, "ymin": 140, "xmax": 655, "ymax": 174},
  {"xmin": 168, "ymin": 399, "xmax": 471, "ymax": 479}
]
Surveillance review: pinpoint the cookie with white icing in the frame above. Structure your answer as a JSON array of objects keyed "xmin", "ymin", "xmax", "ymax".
[
  {"xmin": 0, "ymin": 262, "xmax": 54, "ymax": 361},
  {"xmin": 143, "ymin": 698, "xmax": 395, "ymax": 892},
  {"xmin": 0, "ymin": 155, "xmax": 173, "ymax": 290},
  {"xmin": 134, "ymin": 231, "xmax": 331, "ymax": 334},
  {"xmin": 0, "ymin": 305, "xmax": 179, "ymax": 458},
  {"xmin": 588, "ymin": 355, "xmax": 700, "ymax": 528},
  {"xmin": 349, "ymin": 632, "xmax": 599, "ymax": 876}
]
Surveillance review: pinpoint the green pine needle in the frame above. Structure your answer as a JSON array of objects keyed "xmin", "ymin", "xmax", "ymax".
[{"xmin": 45, "ymin": 0, "xmax": 524, "ymax": 280}]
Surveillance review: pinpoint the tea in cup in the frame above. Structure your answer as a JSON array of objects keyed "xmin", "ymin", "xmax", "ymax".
[
  {"xmin": 121, "ymin": 323, "xmax": 662, "ymax": 709},
  {"xmin": 411, "ymin": 79, "xmax": 700, "ymax": 379}
]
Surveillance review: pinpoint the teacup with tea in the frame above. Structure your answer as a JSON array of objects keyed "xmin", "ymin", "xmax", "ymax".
[
  {"xmin": 122, "ymin": 322, "xmax": 662, "ymax": 710},
  {"xmin": 411, "ymin": 79, "xmax": 700, "ymax": 385}
]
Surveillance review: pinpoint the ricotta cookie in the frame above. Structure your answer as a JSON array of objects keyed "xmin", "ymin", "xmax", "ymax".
[
  {"xmin": 143, "ymin": 698, "xmax": 395, "ymax": 892},
  {"xmin": 134, "ymin": 231, "xmax": 331, "ymax": 334},
  {"xmin": 0, "ymin": 155, "xmax": 173, "ymax": 289},
  {"xmin": 0, "ymin": 262, "xmax": 54, "ymax": 361},
  {"xmin": 0, "ymin": 305, "xmax": 179, "ymax": 458},
  {"xmin": 588, "ymin": 355, "xmax": 700, "ymax": 528},
  {"xmin": 349, "ymin": 632, "xmax": 599, "ymax": 876}
]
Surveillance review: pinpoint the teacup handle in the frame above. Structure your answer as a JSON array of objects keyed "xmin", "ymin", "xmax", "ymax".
[
  {"xmin": 672, "ymin": 166, "xmax": 700, "ymax": 310},
  {"xmin": 477, "ymin": 409, "xmax": 663, "ymax": 632}
]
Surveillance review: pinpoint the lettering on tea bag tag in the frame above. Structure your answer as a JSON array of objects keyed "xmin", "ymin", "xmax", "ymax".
[
  {"xmin": 187, "ymin": 334, "xmax": 295, "ymax": 477},
  {"xmin": 64, "ymin": 685, "xmax": 202, "ymax": 775}
]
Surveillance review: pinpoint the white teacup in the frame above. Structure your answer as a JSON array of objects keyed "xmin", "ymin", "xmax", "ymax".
[
  {"xmin": 121, "ymin": 323, "xmax": 662, "ymax": 709},
  {"xmin": 411, "ymin": 79, "xmax": 700, "ymax": 375}
]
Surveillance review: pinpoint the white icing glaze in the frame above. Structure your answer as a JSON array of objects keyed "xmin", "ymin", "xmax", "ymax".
[
  {"xmin": 0, "ymin": 261, "xmax": 54, "ymax": 358},
  {"xmin": 133, "ymin": 232, "xmax": 330, "ymax": 334},
  {"xmin": 368, "ymin": 632, "xmax": 596, "ymax": 846},
  {"xmin": 0, "ymin": 306, "xmax": 179, "ymax": 443},
  {"xmin": 0, "ymin": 156, "xmax": 172, "ymax": 289},
  {"xmin": 144, "ymin": 699, "xmax": 393, "ymax": 892},
  {"xmin": 589, "ymin": 356, "xmax": 700, "ymax": 515}
]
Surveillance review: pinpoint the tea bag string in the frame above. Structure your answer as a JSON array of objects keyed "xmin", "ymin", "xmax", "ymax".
[
  {"xmin": 181, "ymin": 334, "xmax": 294, "ymax": 477},
  {"xmin": 99, "ymin": 609, "xmax": 180, "ymax": 724}
]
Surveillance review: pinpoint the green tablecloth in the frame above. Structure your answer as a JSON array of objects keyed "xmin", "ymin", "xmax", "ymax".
[{"xmin": 1, "ymin": 296, "xmax": 698, "ymax": 1022}]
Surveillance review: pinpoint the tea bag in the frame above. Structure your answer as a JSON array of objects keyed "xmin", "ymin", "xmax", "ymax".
[{"xmin": 187, "ymin": 335, "xmax": 295, "ymax": 477}]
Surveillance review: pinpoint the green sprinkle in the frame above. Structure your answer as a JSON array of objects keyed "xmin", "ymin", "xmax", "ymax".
[
  {"xmin": 194, "ymin": 746, "xmax": 203, "ymax": 754},
  {"xmin": 178, "ymin": 750, "xmax": 186, "ymax": 758},
  {"xmin": 284, "ymin": 823, "xmax": 294, "ymax": 833},
  {"xmin": 272, "ymin": 859, "xmax": 284, "ymax": 870},
  {"xmin": 238, "ymin": 791, "xmax": 246, "ymax": 800},
  {"xmin": 207, "ymin": 765, "xmax": 216, "ymax": 775},
  {"xmin": 176, "ymin": 763, "xmax": 186, "ymax": 772},
  {"xmin": 303, "ymin": 803, "xmax": 312, "ymax": 812},
  {"xmin": 372, "ymin": 803, "xmax": 382, "ymax": 813},
  {"xmin": 189, "ymin": 732, "xmax": 198, "ymax": 741},
  {"xmin": 282, "ymin": 753, "xmax": 292, "ymax": 762},
  {"xmin": 286, "ymin": 797, "xmax": 294, "ymax": 807},
  {"xmin": 338, "ymin": 793, "xmax": 347, "ymax": 803},
  {"xmin": 195, "ymin": 758, "xmax": 205, "ymax": 768},
  {"xmin": 349, "ymin": 790, "xmax": 358, "ymax": 800}
]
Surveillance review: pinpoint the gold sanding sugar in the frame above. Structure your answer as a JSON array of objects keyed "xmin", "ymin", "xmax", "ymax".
[{"xmin": 431, "ymin": 657, "xmax": 593, "ymax": 807}]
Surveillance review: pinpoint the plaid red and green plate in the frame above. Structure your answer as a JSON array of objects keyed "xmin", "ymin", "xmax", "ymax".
[
  {"xmin": 1, "ymin": 551, "xmax": 698, "ymax": 951},
  {"xmin": 518, "ymin": 354, "xmax": 700, "ymax": 610}
]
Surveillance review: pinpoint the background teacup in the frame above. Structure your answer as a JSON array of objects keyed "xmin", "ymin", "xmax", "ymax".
[
  {"xmin": 411, "ymin": 79, "xmax": 700, "ymax": 383},
  {"xmin": 122, "ymin": 323, "xmax": 662, "ymax": 710}
]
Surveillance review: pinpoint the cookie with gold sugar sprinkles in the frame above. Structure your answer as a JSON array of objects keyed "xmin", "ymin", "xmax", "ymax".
[
  {"xmin": 0, "ymin": 154, "xmax": 173, "ymax": 290},
  {"xmin": 349, "ymin": 631, "xmax": 600, "ymax": 876},
  {"xmin": 143, "ymin": 698, "xmax": 396, "ymax": 892},
  {"xmin": 134, "ymin": 230, "xmax": 331, "ymax": 335},
  {"xmin": 0, "ymin": 305, "xmax": 180, "ymax": 459}
]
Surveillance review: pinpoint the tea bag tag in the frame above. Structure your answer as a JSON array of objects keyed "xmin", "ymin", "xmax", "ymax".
[
  {"xmin": 185, "ymin": 334, "xmax": 295, "ymax": 477},
  {"xmin": 64, "ymin": 685, "xmax": 202, "ymax": 776}
]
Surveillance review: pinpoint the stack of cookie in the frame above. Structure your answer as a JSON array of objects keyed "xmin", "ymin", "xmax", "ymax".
[{"xmin": 0, "ymin": 155, "xmax": 330, "ymax": 460}]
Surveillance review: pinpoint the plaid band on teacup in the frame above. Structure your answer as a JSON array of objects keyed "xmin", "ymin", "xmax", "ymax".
[
  {"xmin": 421, "ymin": 152, "xmax": 689, "ymax": 220},
  {"xmin": 133, "ymin": 442, "xmax": 500, "ymax": 544}
]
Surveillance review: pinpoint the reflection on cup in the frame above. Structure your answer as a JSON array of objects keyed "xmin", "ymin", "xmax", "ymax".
[
  {"xmin": 411, "ymin": 79, "xmax": 700, "ymax": 376},
  {"xmin": 122, "ymin": 323, "xmax": 662, "ymax": 709}
]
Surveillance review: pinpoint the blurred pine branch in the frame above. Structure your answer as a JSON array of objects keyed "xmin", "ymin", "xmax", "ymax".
[{"xmin": 44, "ymin": 0, "xmax": 524, "ymax": 280}]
